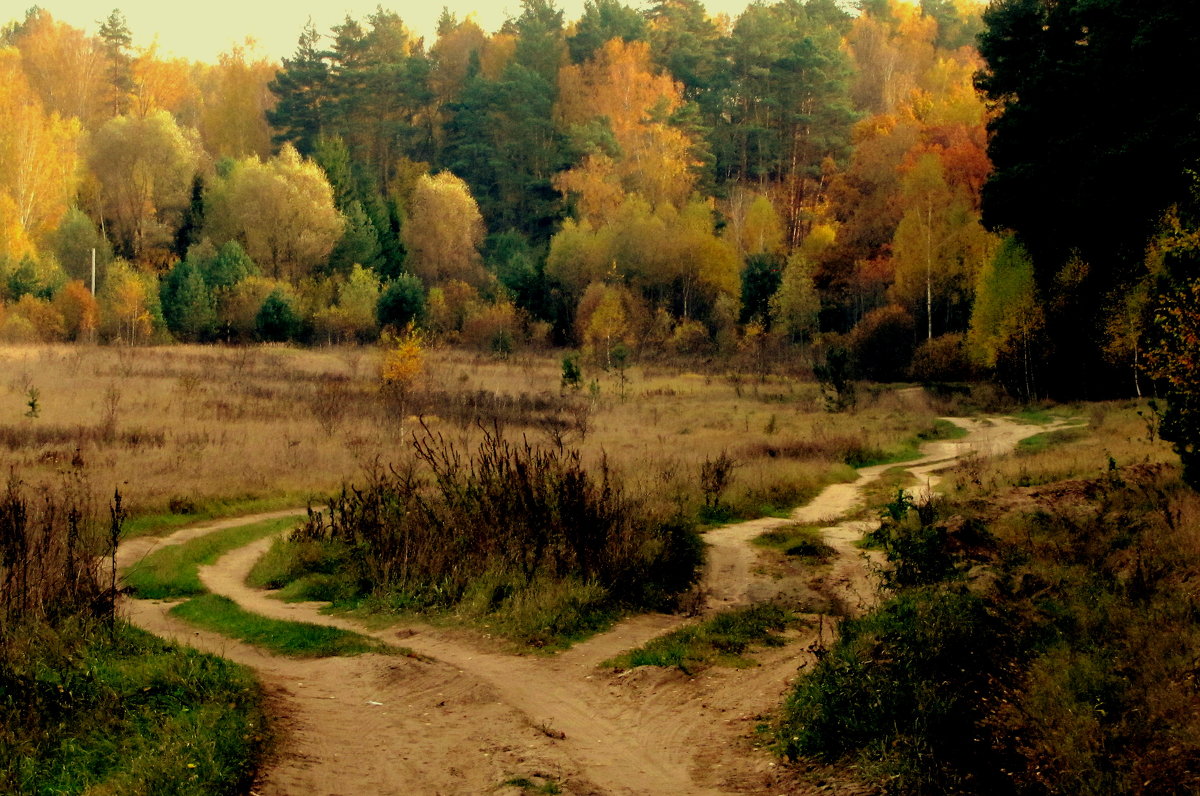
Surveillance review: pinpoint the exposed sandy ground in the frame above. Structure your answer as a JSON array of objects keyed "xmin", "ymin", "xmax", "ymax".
[{"xmin": 121, "ymin": 416, "xmax": 1058, "ymax": 795}]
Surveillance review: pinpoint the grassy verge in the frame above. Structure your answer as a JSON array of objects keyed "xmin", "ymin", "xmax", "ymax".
[
  {"xmin": 753, "ymin": 524, "xmax": 835, "ymax": 562},
  {"xmin": 169, "ymin": 595, "xmax": 395, "ymax": 658},
  {"xmin": 1006, "ymin": 405, "xmax": 1078, "ymax": 426},
  {"xmin": 123, "ymin": 494, "xmax": 316, "ymax": 540},
  {"xmin": 1015, "ymin": 424, "xmax": 1089, "ymax": 455},
  {"xmin": 2, "ymin": 620, "xmax": 265, "ymax": 795},
  {"xmin": 124, "ymin": 516, "xmax": 303, "ymax": 599},
  {"xmin": 604, "ymin": 604, "xmax": 800, "ymax": 674}
]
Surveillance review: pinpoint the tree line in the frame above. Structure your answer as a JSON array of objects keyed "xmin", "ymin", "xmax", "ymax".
[{"xmin": 2, "ymin": 1, "xmax": 1199, "ymax": 469}]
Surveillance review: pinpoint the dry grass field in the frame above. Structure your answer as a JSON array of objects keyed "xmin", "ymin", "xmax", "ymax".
[{"xmin": 0, "ymin": 343, "xmax": 954, "ymax": 530}]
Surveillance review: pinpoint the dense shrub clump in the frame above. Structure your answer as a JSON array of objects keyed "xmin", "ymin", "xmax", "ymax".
[
  {"xmin": 778, "ymin": 467, "xmax": 1200, "ymax": 795},
  {"xmin": 273, "ymin": 426, "xmax": 704, "ymax": 645}
]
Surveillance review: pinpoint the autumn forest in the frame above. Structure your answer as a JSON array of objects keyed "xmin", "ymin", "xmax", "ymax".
[
  {"xmin": 0, "ymin": 1, "xmax": 1016, "ymax": 374},
  {"xmin": 4, "ymin": 0, "xmax": 1197, "ymax": 418}
]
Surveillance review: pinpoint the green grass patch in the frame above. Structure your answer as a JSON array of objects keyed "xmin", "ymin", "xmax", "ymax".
[
  {"xmin": 169, "ymin": 594, "xmax": 394, "ymax": 658},
  {"xmin": 604, "ymin": 604, "xmax": 800, "ymax": 674},
  {"xmin": 123, "ymin": 494, "xmax": 315, "ymax": 539},
  {"xmin": 1, "ymin": 620, "xmax": 265, "ymax": 795},
  {"xmin": 1016, "ymin": 425, "xmax": 1088, "ymax": 455},
  {"xmin": 753, "ymin": 524, "xmax": 835, "ymax": 562},
  {"xmin": 859, "ymin": 467, "xmax": 921, "ymax": 514},
  {"xmin": 124, "ymin": 516, "xmax": 302, "ymax": 599},
  {"xmin": 920, "ymin": 418, "xmax": 969, "ymax": 441},
  {"xmin": 502, "ymin": 775, "xmax": 563, "ymax": 794},
  {"xmin": 853, "ymin": 419, "xmax": 969, "ymax": 468}
]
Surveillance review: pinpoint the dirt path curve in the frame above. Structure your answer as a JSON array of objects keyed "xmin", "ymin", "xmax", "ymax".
[
  {"xmin": 702, "ymin": 416, "xmax": 1072, "ymax": 616},
  {"xmin": 122, "ymin": 415, "xmax": 1065, "ymax": 796}
]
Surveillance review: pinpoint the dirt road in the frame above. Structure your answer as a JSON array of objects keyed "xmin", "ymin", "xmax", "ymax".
[{"xmin": 122, "ymin": 416, "xmax": 1056, "ymax": 795}]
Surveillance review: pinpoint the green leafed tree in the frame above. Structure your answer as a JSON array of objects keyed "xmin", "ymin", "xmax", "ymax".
[
  {"xmin": 968, "ymin": 235, "xmax": 1043, "ymax": 401},
  {"xmin": 977, "ymin": 0, "xmax": 1200, "ymax": 397},
  {"xmin": 771, "ymin": 251, "xmax": 820, "ymax": 343}
]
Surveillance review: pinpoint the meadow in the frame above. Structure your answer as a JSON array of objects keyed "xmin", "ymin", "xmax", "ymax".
[{"xmin": 0, "ymin": 343, "xmax": 954, "ymax": 529}]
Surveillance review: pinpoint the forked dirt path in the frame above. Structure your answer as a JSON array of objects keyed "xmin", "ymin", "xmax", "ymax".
[{"xmin": 122, "ymin": 416, "xmax": 1064, "ymax": 795}]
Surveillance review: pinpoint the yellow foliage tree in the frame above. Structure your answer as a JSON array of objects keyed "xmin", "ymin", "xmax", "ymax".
[
  {"xmin": 402, "ymin": 172, "xmax": 486, "ymax": 287},
  {"xmin": 197, "ymin": 42, "xmax": 276, "ymax": 160},
  {"xmin": 0, "ymin": 48, "xmax": 82, "ymax": 259},
  {"xmin": 130, "ymin": 44, "xmax": 197, "ymax": 119},
  {"xmin": 88, "ymin": 109, "xmax": 200, "ymax": 264},
  {"xmin": 555, "ymin": 39, "xmax": 698, "ymax": 223},
  {"xmin": 726, "ymin": 191, "xmax": 785, "ymax": 258},
  {"xmin": 8, "ymin": 9, "xmax": 109, "ymax": 129},
  {"xmin": 54, "ymin": 279, "xmax": 100, "ymax": 340},
  {"xmin": 207, "ymin": 145, "xmax": 344, "ymax": 281},
  {"xmin": 576, "ymin": 281, "xmax": 637, "ymax": 364},
  {"xmin": 98, "ymin": 260, "xmax": 156, "ymax": 342},
  {"xmin": 380, "ymin": 326, "xmax": 425, "ymax": 394}
]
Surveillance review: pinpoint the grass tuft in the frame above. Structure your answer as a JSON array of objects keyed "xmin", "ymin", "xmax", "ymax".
[
  {"xmin": 604, "ymin": 604, "xmax": 800, "ymax": 674},
  {"xmin": 754, "ymin": 524, "xmax": 835, "ymax": 562}
]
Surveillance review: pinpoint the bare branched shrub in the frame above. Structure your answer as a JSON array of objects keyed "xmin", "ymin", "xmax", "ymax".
[
  {"xmin": 294, "ymin": 425, "xmax": 702, "ymax": 622},
  {"xmin": 0, "ymin": 476, "xmax": 121, "ymax": 646},
  {"xmin": 310, "ymin": 375, "xmax": 349, "ymax": 436},
  {"xmin": 699, "ymin": 451, "xmax": 737, "ymax": 515}
]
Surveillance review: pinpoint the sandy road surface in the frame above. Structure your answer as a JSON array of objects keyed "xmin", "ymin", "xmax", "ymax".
[{"xmin": 122, "ymin": 416, "xmax": 1059, "ymax": 795}]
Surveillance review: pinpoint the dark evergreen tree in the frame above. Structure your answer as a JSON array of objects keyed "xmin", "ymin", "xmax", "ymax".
[
  {"xmin": 977, "ymin": 0, "xmax": 1200, "ymax": 397},
  {"xmin": 173, "ymin": 174, "xmax": 205, "ymax": 259},
  {"xmin": 376, "ymin": 273, "xmax": 426, "ymax": 329},
  {"xmin": 255, "ymin": 289, "xmax": 301, "ymax": 342},
  {"xmin": 568, "ymin": 0, "xmax": 648, "ymax": 64},
  {"xmin": 97, "ymin": 9, "xmax": 133, "ymax": 116},
  {"xmin": 161, "ymin": 260, "xmax": 216, "ymax": 342},
  {"xmin": 268, "ymin": 22, "xmax": 332, "ymax": 155},
  {"xmin": 721, "ymin": 0, "xmax": 856, "ymax": 246},
  {"xmin": 442, "ymin": 63, "xmax": 568, "ymax": 245},
  {"xmin": 740, "ymin": 253, "xmax": 783, "ymax": 326}
]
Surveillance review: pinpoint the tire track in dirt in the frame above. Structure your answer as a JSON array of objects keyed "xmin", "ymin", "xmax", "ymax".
[{"xmin": 121, "ymin": 416, "xmax": 1063, "ymax": 795}]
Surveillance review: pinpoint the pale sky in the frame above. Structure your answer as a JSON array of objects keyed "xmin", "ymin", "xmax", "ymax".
[{"xmin": 9, "ymin": 0, "xmax": 772, "ymax": 65}]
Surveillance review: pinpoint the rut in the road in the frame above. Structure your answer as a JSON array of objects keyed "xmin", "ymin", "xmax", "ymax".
[{"xmin": 122, "ymin": 416, "xmax": 1060, "ymax": 796}]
